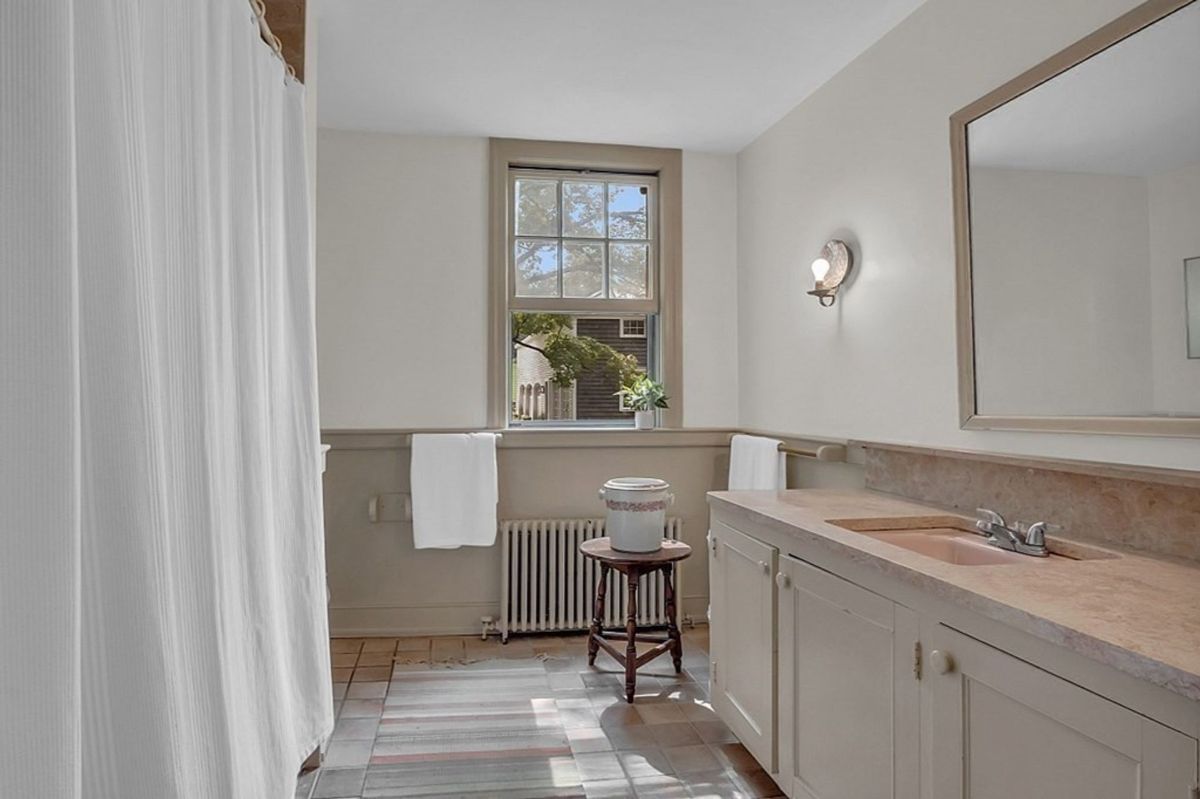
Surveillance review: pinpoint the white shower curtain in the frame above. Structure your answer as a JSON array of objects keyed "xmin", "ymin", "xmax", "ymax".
[{"xmin": 1, "ymin": 1, "xmax": 332, "ymax": 797}]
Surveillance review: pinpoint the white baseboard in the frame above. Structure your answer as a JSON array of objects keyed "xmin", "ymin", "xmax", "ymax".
[{"xmin": 328, "ymin": 602, "xmax": 499, "ymax": 638}]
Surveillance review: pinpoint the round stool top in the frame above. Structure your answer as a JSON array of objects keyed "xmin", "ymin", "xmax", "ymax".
[{"xmin": 580, "ymin": 537, "xmax": 692, "ymax": 564}]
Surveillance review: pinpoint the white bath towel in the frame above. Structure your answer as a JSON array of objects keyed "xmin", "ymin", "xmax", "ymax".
[
  {"xmin": 728, "ymin": 434, "xmax": 786, "ymax": 490},
  {"xmin": 411, "ymin": 433, "xmax": 499, "ymax": 549}
]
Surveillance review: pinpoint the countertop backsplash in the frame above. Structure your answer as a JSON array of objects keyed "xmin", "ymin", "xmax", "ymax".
[{"xmin": 859, "ymin": 443, "xmax": 1200, "ymax": 563}]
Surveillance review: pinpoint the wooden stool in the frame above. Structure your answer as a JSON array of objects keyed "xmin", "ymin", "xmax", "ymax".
[{"xmin": 580, "ymin": 537, "xmax": 692, "ymax": 703}]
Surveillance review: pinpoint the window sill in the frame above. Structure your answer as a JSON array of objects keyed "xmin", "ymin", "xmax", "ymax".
[
  {"xmin": 499, "ymin": 426, "xmax": 734, "ymax": 449},
  {"xmin": 319, "ymin": 426, "xmax": 737, "ymax": 451}
]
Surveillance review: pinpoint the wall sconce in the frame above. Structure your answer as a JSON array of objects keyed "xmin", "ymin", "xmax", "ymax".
[{"xmin": 807, "ymin": 239, "xmax": 853, "ymax": 307}]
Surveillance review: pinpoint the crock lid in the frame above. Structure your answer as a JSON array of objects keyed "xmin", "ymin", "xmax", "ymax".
[{"xmin": 603, "ymin": 477, "xmax": 669, "ymax": 491}]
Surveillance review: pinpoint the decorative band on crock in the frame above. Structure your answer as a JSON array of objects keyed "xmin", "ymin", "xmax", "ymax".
[{"xmin": 604, "ymin": 498, "xmax": 669, "ymax": 513}]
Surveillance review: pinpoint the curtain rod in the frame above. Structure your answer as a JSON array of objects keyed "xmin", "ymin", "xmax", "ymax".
[{"xmin": 249, "ymin": 0, "xmax": 296, "ymax": 79}]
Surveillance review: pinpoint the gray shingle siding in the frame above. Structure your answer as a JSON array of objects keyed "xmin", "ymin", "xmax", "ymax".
[{"xmin": 575, "ymin": 318, "xmax": 648, "ymax": 420}]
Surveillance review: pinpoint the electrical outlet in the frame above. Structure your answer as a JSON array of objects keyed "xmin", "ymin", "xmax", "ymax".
[{"xmin": 368, "ymin": 492, "xmax": 411, "ymax": 523}]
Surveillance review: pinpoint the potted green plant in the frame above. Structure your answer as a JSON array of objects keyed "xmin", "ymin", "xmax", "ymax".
[{"xmin": 616, "ymin": 375, "xmax": 669, "ymax": 430}]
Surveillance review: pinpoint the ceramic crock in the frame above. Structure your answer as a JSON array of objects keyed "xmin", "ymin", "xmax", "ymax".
[{"xmin": 598, "ymin": 477, "xmax": 673, "ymax": 552}]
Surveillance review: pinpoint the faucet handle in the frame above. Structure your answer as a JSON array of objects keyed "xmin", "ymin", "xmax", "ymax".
[
  {"xmin": 975, "ymin": 508, "xmax": 1006, "ymax": 529},
  {"xmin": 1023, "ymin": 522, "xmax": 1059, "ymax": 547}
]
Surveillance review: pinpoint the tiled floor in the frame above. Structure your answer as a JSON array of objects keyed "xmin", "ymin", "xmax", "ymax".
[{"xmin": 296, "ymin": 627, "xmax": 783, "ymax": 798}]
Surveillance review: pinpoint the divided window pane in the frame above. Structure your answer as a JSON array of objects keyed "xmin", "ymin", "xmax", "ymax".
[
  {"xmin": 607, "ymin": 183, "xmax": 648, "ymax": 239},
  {"xmin": 511, "ymin": 172, "xmax": 654, "ymax": 301},
  {"xmin": 609, "ymin": 243, "xmax": 648, "ymax": 299},
  {"xmin": 515, "ymin": 179, "xmax": 558, "ymax": 237},
  {"xmin": 562, "ymin": 182, "xmax": 605, "ymax": 238},
  {"xmin": 515, "ymin": 239, "xmax": 559, "ymax": 297},
  {"xmin": 563, "ymin": 242, "xmax": 605, "ymax": 298}
]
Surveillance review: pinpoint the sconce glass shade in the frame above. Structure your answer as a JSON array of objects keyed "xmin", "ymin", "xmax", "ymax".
[
  {"xmin": 807, "ymin": 239, "xmax": 852, "ymax": 307},
  {"xmin": 811, "ymin": 257, "xmax": 831, "ymax": 282}
]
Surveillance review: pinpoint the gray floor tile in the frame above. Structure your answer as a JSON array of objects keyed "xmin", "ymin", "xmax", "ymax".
[
  {"xmin": 312, "ymin": 767, "xmax": 366, "ymax": 799},
  {"xmin": 294, "ymin": 768, "xmax": 318, "ymax": 799},
  {"xmin": 303, "ymin": 630, "xmax": 751, "ymax": 799},
  {"xmin": 618, "ymin": 747, "xmax": 675, "ymax": 779}
]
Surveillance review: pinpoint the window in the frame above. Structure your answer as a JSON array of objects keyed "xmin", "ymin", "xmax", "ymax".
[
  {"xmin": 620, "ymin": 318, "xmax": 647, "ymax": 338},
  {"xmin": 489, "ymin": 139, "xmax": 682, "ymax": 428},
  {"xmin": 507, "ymin": 170, "xmax": 660, "ymax": 426}
]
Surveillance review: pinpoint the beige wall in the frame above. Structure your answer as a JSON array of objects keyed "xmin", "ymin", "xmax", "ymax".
[
  {"xmin": 735, "ymin": 0, "xmax": 1200, "ymax": 470},
  {"xmin": 314, "ymin": 133, "xmax": 744, "ymax": 635},
  {"xmin": 316, "ymin": 132, "xmax": 491, "ymax": 430},
  {"xmin": 320, "ymin": 429, "xmax": 863, "ymax": 636},
  {"xmin": 312, "ymin": 0, "xmax": 1200, "ymax": 639},
  {"xmin": 1148, "ymin": 161, "xmax": 1200, "ymax": 413},
  {"xmin": 681, "ymin": 151, "xmax": 739, "ymax": 427},
  {"xmin": 322, "ymin": 432, "xmax": 736, "ymax": 636},
  {"xmin": 315, "ymin": 130, "xmax": 739, "ymax": 430},
  {"xmin": 967, "ymin": 162, "xmax": 1200, "ymax": 418},
  {"xmin": 969, "ymin": 167, "xmax": 1152, "ymax": 417}
]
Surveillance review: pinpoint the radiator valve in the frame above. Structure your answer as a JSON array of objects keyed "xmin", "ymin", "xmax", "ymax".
[{"xmin": 480, "ymin": 616, "xmax": 497, "ymax": 641}]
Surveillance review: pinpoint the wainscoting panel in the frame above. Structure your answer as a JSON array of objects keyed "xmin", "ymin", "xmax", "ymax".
[{"xmin": 321, "ymin": 430, "xmax": 731, "ymax": 636}]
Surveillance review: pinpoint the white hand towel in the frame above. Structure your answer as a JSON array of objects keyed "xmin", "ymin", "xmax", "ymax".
[
  {"xmin": 728, "ymin": 434, "xmax": 786, "ymax": 490},
  {"xmin": 411, "ymin": 433, "xmax": 499, "ymax": 549}
]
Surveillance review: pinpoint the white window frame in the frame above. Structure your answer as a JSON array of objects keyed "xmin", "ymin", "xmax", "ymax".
[{"xmin": 619, "ymin": 318, "xmax": 647, "ymax": 339}]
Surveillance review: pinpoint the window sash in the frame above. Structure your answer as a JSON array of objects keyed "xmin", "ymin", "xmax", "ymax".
[
  {"xmin": 507, "ymin": 312, "xmax": 659, "ymax": 428},
  {"xmin": 508, "ymin": 168, "xmax": 659, "ymax": 314}
]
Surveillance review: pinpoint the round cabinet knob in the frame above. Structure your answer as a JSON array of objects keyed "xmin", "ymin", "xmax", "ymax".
[
  {"xmin": 930, "ymin": 649, "xmax": 955, "ymax": 675},
  {"xmin": 775, "ymin": 572, "xmax": 791, "ymax": 590},
  {"xmin": 758, "ymin": 560, "xmax": 770, "ymax": 574}
]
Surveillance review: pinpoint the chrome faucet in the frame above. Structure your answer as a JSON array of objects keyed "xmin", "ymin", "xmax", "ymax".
[{"xmin": 974, "ymin": 508, "xmax": 1051, "ymax": 557}]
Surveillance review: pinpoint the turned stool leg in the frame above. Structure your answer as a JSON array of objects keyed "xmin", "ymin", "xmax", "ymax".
[
  {"xmin": 664, "ymin": 563, "xmax": 683, "ymax": 674},
  {"xmin": 588, "ymin": 563, "xmax": 609, "ymax": 666},
  {"xmin": 624, "ymin": 569, "xmax": 640, "ymax": 703}
]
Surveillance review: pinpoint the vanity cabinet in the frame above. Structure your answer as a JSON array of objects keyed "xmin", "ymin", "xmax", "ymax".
[
  {"xmin": 708, "ymin": 520, "xmax": 778, "ymax": 771},
  {"xmin": 925, "ymin": 624, "xmax": 1199, "ymax": 799},
  {"xmin": 706, "ymin": 506, "xmax": 1200, "ymax": 799},
  {"xmin": 776, "ymin": 556, "xmax": 919, "ymax": 799}
]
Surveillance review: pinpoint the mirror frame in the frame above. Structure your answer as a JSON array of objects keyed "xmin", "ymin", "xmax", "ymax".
[{"xmin": 951, "ymin": 0, "xmax": 1200, "ymax": 438}]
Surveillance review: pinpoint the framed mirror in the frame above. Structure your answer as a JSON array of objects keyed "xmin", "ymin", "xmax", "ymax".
[{"xmin": 952, "ymin": 0, "xmax": 1200, "ymax": 437}]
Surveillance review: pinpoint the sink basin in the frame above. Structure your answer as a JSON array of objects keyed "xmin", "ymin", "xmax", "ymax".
[
  {"xmin": 863, "ymin": 529, "xmax": 1029, "ymax": 565},
  {"xmin": 826, "ymin": 515, "xmax": 1118, "ymax": 566}
]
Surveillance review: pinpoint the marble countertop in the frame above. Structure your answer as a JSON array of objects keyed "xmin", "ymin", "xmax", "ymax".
[{"xmin": 708, "ymin": 489, "xmax": 1200, "ymax": 702}]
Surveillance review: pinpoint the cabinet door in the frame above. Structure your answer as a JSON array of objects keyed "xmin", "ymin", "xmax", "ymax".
[
  {"xmin": 709, "ymin": 520, "xmax": 778, "ymax": 771},
  {"xmin": 926, "ymin": 624, "xmax": 1198, "ymax": 799},
  {"xmin": 777, "ymin": 556, "xmax": 920, "ymax": 799}
]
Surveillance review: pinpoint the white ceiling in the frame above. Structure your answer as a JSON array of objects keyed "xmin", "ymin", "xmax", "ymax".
[
  {"xmin": 314, "ymin": 0, "xmax": 927, "ymax": 152},
  {"xmin": 969, "ymin": 1, "xmax": 1200, "ymax": 177}
]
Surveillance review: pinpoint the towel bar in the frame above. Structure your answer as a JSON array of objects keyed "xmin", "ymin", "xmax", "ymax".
[
  {"xmin": 727, "ymin": 433, "xmax": 847, "ymax": 463},
  {"xmin": 403, "ymin": 431, "xmax": 503, "ymax": 446},
  {"xmin": 778, "ymin": 443, "xmax": 846, "ymax": 462}
]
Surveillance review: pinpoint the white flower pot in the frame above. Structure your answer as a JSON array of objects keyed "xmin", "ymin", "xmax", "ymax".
[
  {"xmin": 634, "ymin": 410, "xmax": 655, "ymax": 430},
  {"xmin": 598, "ymin": 477, "xmax": 674, "ymax": 552}
]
